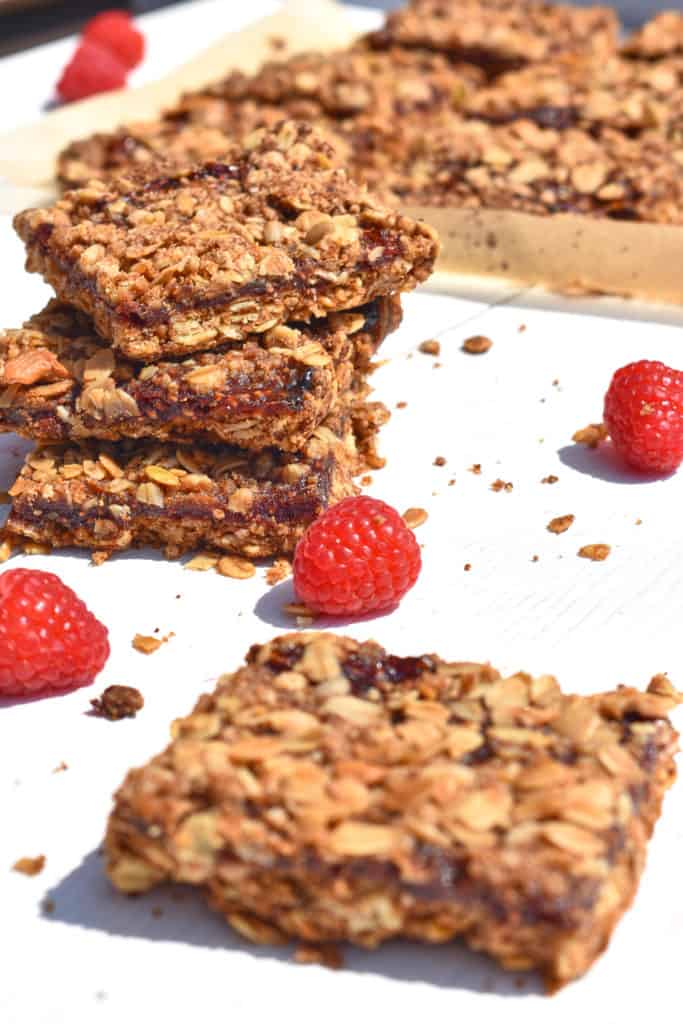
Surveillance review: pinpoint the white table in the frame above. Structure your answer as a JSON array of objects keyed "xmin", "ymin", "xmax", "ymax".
[{"xmin": 1, "ymin": 5, "xmax": 682, "ymax": 1022}]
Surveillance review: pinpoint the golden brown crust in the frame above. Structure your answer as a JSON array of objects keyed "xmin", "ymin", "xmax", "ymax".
[
  {"xmin": 0, "ymin": 296, "xmax": 399, "ymax": 450},
  {"xmin": 621, "ymin": 12, "xmax": 683, "ymax": 62},
  {"xmin": 16, "ymin": 122, "xmax": 438, "ymax": 362},
  {"xmin": 104, "ymin": 633, "xmax": 681, "ymax": 989}
]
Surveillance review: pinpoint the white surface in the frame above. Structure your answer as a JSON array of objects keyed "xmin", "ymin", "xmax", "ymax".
[{"xmin": 1, "ymin": 4, "xmax": 682, "ymax": 1023}]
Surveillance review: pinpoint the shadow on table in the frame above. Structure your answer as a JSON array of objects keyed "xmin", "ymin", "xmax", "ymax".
[
  {"xmin": 253, "ymin": 580, "xmax": 403, "ymax": 630},
  {"xmin": 558, "ymin": 441, "xmax": 667, "ymax": 485},
  {"xmin": 44, "ymin": 848, "xmax": 542, "ymax": 998}
]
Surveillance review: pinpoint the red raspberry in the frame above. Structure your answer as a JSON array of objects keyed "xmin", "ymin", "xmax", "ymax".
[
  {"xmin": 83, "ymin": 10, "xmax": 145, "ymax": 71},
  {"xmin": 0, "ymin": 569, "xmax": 110, "ymax": 698},
  {"xmin": 603, "ymin": 360, "xmax": 683, "ymax": 473},
  {"xmin": 56, "ymin": 40, "xmax": 127, "ymax": 103},
  {"xmin": 293, "ymin": 496, "xmax": 421, "ymax": 616}
]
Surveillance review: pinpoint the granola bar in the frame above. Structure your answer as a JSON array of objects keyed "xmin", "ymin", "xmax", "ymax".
[
  {"xmin": 104, "ymin": 632, "xmax": 681, "ymax": 990},
  {"xmin": 621, "ymin": 12, "xmax": 683, "ymax": 62},
  {"xmin": 367, "ymin": 0, "xmax": 618, "ymax": 76},
  {"xmin": 5, "ymin": 411, "xmax": 368, "ymax": 559},
  {"xmin": 464, "ymin": 54, "xmax": 683, "ymax": 142},
  {"xmin": 15, "ymin": 122, "xmax": 438, "ymax": 362},
  {"xmin": 389, "ymin": 119, "xmax": 683, "ymax": 224},
  {"xmin": 56, "ymin": 49, "xmax": 482, "ymax": 191},
  {"xmin": 0, "ymin": 295, "xmax": 400, "ymax": 450}
]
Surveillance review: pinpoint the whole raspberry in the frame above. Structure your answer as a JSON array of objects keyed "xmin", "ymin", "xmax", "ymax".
[
  {"xmin": 603, "ymin": 360, "xmax": 683, "ymax": 473},
  {"xmin": 56, "ymin": 40, "xmax": 127, "ymax": 103},
  {"xmin": 293, "ymin": 496, "xmax": 421, "ymax": 616},
  {"xmin": 0, "ymin": 569, "xmax": 110, "ymax": 698},
  {"xmin": 83, "ymin": 10, "xmax": 146, "ymax": 71}
]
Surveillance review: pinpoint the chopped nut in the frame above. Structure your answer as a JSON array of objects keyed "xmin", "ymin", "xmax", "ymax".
[
  {"xmin": 578, "ymin": 544, "xmax": 611, "ymax": 561},
  {"xmin": 462, "ymin": 335, "xmax": 493, "ymax": 354},
  {"xmin": 573, "ymin": 423, "xmax": 608, "ymax": 448},
  {"xmin": 91, "ymin": 685, "xmax": 144, "ymax": 720},
  {"xmin": 402, "ymin": 507, "xmax": 428, "ymax": 529},
  {"xmin": 419, "ymin": 339, "xmax": 441, "ymax": 356},
  {"xmin": 541, "ymin": 475, "xmax": 559, "ymax": 484},
  {"xmin": 491, "ymin": 479, "xmax": 513, "ymax": 492},
  {"xmin": 132, "ymin": 634, "xmax": 163, "ymax": 655},
  {"xmin": 469, "ymin": 464, "xmax": 482, "ymax": 474},
  {"xmin": 185, "ymin": 553, "xmax": 219, "ymax": 572},
  {"xmin": 547, "ymin": 514, "xmax": 575, "ymax": 535},
  {"xmin": 13, "ymin": 855, "xmax": 45, "ymax": 876}
]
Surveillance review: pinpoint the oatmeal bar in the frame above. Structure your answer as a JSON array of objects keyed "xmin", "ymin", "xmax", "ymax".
[
  {"xmin": 57, "ymin": 49, "xmax": 482, "ymax": 191},
  {"xmin": 0, "ymin": 295, "xmax": 399, "ymax": 450},
  {"xmin": 104, "ymin": 632, "xmax": 681, "ymax": 990},
  {"xmin": 5, "ymin": 411, "xmax": 364, "ymax": 559},
  {"xmin": 15, "ymin": 122, "xmax": 438, "ymax": 362},
  {"xmin": 621, "ymin": 12, "xmax": 683, "ymax": 62},
  {"xmin": 464, "ymin": 55, "xmax": 683, "ymax": 142},
  {"xmin": 367, "ymin": 0, "xmax": 618, "ymax": 76}
]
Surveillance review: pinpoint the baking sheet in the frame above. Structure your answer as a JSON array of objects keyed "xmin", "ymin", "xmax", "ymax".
[{"xmin": 1, "ymin": 4, "xmax": 682, "ymax": 1023}]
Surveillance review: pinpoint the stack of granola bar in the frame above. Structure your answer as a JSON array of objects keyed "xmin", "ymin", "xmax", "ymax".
[{"xmin": 0, "ymin": 122, "xmax": 438, "ymax": 561}]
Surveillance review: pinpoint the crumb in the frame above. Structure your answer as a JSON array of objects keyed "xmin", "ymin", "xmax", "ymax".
[
  {"xmin": 91, "ymin": 550, "xmax": 110, "ymax": 566},
  {"xmin": 432, "ymin": 361, "xmax": 442, "ymax": 369},
  {"xmin": 13, "ymin": 855, "xmax": 45, "ymax": 877},
  {"xmin": 419, "ymin": 339, "xmax": 440, "ymax": 356},
  {"xmin": 578, "ymin": 544, "xmax": 611, "ymax": 561},
  {"xmin": 402, "ymin": 507, "xmax": 428, "ymax": 529},
  {"xmin": 151, "ymin": 906, "xmax": 164, "ymax": 918},
  {"xmin": 491, "ymin": 479, "xmax": 513, "ymax": 492},
  {"xmin": 185, "ymin": 552, "xmax": 218, "ymax": 572},
  {"xmin": 22, "ymin": 542, "xmax": 51, "ymax": 556},
  {"xmin": 541, "ymin": 474, "xmax": 559, "ymax": 484},
  {"xmin": 52, "ymin": 761, "xmax": 68, "ymax": 773},
  {"xmin": 41, "ymin": 897, "xmax": 55, "ymax": 914},
  {"xmin": 176, "ymin": 594, "xmax": 181, "ymax": 599},
  {"xmin": 132, "ymin": 633, "xmax": 167, "ymax": 655},
  {"xmin": 573, "ymin": 423, "xmax": 608, "ymax": 448},
  {"xmin": 217, "ymin": 555, "xmax": 256, "ymax": 579},
  {"xmin": 434, "ymin": 456, "xmax": 446, "ymax": 467},
  {"xmin": 464, "ymin": 563, "xmax": 472, "ymax": 571},
  {"xmin": 448, "ymin": 478, "xmax": 456, "ymax": 486},
  {"xmin": 265, "ymin": 558, "xmax": 292, "ymax": 586},
  {"xmin": 635, "ymin": 518, "xmax": 643, "ymax": 525},
  {"xmin": 268, "ymin": 34, "xmax": 286, "ymax": 50},
  {"xmin": 552, "ymin": 379, "xmax": 560, "ymax": 387},
  {"xmin": 91, "ymin": 685, "xmax": 144, "ymax": 720},
  {"xmin": 532, "ymin": 555, "xmax": 539, "ymax": 562},
  {"xmin": 518, "ymin": 324, "xmax": 527, "ymax": 333},
  {"xmin": 462, "ymin": 335, "xmax": 492, "ymax": 354},
  {"xmin": 396, "ymin": 401, "xmax": 407, "ymax": 409},
  {"xmin": 469, "ymin": 464, "xmax": 482, "ymax": 474},
  {"xmin": 283, "ymin": 602, "xmax": 318, "ymax": 621},
  {"xmin": 360, "ymin": 474, "xmax": 373, "ymax": 486},
  {"xmin": 295, "ymin": 943, "xmax": 344, "ymax": 970},
  {"xmin": 153, "ymin": 627, "xmax": 160, "ymax": 634},
  {"xmin": 547, "ymin": 514, "xmax": 575, "ymax": 535}
]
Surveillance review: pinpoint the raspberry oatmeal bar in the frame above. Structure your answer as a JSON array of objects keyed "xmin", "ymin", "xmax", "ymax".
[
  {"xmin": 0, "ymin": 296, "xmax": 399, "ymax": 450},
  {"xmin": 105, "ymin": 633, "xmax": 680, "ymax": 990},
  {"xmin": 15, "ymin": 122, "xmax": 438, "ymax": 362}
]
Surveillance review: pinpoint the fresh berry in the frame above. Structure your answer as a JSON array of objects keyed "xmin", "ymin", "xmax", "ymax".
[
  {"xmin": 293, "ymin": 496, "xmax": 421, "ymax": 616},
  {"xmin": 603, "ymin": 359, "xmax": 683, "ymax": 473},
  {"xmin": 83, "ymin": 10, "xmax": 145, "ymax": 71},
  {"xmin": 56, "ymin": 40, "xmax": 127, "ymax": 103},
  {"xmin": 0, "ymin": 569, "xmax": 109, "ymax": 698}
]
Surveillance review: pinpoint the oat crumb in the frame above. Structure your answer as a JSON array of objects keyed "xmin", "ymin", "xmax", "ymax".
[
  {"xmin": 402, "ymin": 507, "xmax": 428, "ymax": 529},
  {"xmin": 52, "ymin": 761, "xmax": 69, "ymax": 773},
  {"xmin": 635, "ymin": 518, "xmax": 643, "ymax": 525},
  {"xmin": 295, "ymin": 943, "xmax": 344, "ymax": 970},
  {"xmin": 91, "ymin": 685, "xmax": 144, "ymax": 720},
  {"xmin": 396, "ymin": 401, "xmax": 407, "ymax": 409},
  {"xmin": 217, "ymin": 555, "xmax": 256, "ymax": 580},
  {"xmin": 91, "ymin": 551, "xmax": 110, "ymax": 566},
  {"xmin": 13, "ymin": 855, "xmax": 45, "ymax": 877},
  {"xmin": 547, "ymin": 514, "xmax": 575, "ymax": 535},
  {"xmin": 133, "ymin": 634, "xmax": 165, "ymax": 655},
  {"xmin": 469, "ymin": 463, "xmax": 482, "ymax": 475},
  {"xmin": 464, "ymin": 563, "xmax": 472, "ymax": 572},
  {"xmin": 419, "ymin": 339, "xmax": 440, "ymax": 356},
  {"xmin": 462, "ymin": 335, "xmax": 493, "ymax": 354},
  {"xmin": 532, "ymin": 555, "xmax": 539, "ymax": 562},
  {"xmin": 541, "ymin": 474, "xmax": 559, "ymax": 484},
  {"xmin": 265, "ymin": 559, "xmax": 292, "ymax": 586},
  {"xmin": 360, "ymin": 474, "xmax": 373, "ymax": 486},
  {"xmin": 518, "ymin": 324, "xmax": 527, "ymax": 333},
  {"xmin": 491, "ymin": 479, "xmax": 513, "ymax": 492},
  {"xmin": 283, "ymin": 602, "xmax": 317, "ymax": 620},
  {"xmin": 573, "ymin": 423, "xmax": 608, "ymax": 448},
  {"xmin": 434, "ymin": 456, "xmax": 446, "ymax": 467},
  {"xmin": 185, "ymin": 552, "xmax": 218, "ymax": 572},
  {"xmin": 578, "ymin": 544, "xmax": 611, "ymax": 561}
]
